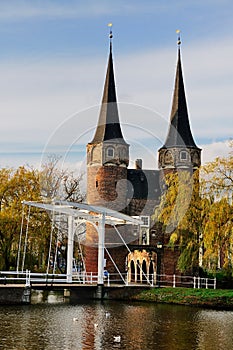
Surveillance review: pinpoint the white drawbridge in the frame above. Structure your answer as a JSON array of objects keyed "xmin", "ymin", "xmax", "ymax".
[{"xmin": 20, "ymin": 201, "xmax": 142, "ymax": 285}]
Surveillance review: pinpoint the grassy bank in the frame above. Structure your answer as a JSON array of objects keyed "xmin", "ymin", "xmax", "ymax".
[{"xmin": 130, "ymin": 287, "xmax": 233, "ymax": 309}]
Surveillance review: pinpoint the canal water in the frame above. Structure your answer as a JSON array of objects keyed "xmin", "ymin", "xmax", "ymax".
[{"xmin": 0, "ymin": 293, "xmax": 233, "ymax": 350}]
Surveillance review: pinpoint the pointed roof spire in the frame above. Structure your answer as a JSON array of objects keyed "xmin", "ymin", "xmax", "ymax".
[
  {"xmin": 91, "ymin": 24, "xmax": 126, "ymax": 144},
  {"xmin": 162, "ymin": 31, "xmax": 198, "ymax": 149}
]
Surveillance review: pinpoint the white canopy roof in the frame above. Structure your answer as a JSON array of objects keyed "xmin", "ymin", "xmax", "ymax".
[{"xmin": 22, "ymin": 200, "xmax": 142, "ymax": 226}]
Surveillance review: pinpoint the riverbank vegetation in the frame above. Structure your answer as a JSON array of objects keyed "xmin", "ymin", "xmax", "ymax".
[{"xmin": 132, "ymin": 287, "xmax": 233, "ymax": 309}]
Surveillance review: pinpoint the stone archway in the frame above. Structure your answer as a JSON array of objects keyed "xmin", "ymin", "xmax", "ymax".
[
  {"xmin": 127, "ymin": 250, "xmax": 156, "ymax": 284},
  {"xmin": 136, "ymin": 260, "xmax": 140, "ymax": 283},
  {"xmin": 142, "ymin": 260, "xmax": 147, "ymax": 282},
  {"xmin": 130, "ymin": 260, "xmax": 136, "ymax": 282}
]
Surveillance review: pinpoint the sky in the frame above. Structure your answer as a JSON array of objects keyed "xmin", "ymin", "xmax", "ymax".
[{"xmin": 0, "ymin": 0, "xmax": 232, "ymax": 172}]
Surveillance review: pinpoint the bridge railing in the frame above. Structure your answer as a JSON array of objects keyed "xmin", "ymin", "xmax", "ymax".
[
  {"xmin": 157, "ymin": 274, "xmax": 216, "ymax": 289},
  {"xmin": 0, "ymin": 270, "xmax": 30, "ymax": 286},
  {"xmin": 0, "ymin": 270, "xmax": 68, "ymax": 286},
  {"xmin": 0, "ymin": 270, "xmax": 100, "ymax": 286},
  {"xmin": 0, "ymin": 270, "xmax": 216, "ymax": 289},
  {"xmin": 104, "ymin": 272, "xmax": 216, "ymax": 289}
]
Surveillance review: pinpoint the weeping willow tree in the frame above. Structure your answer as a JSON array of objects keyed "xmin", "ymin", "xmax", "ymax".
[
  {"xmin": 201, "ymin": 142, "xmax": 233, "ymax": 274},
  {"xmin": 201, "ymin": 199, "xmax": 233, "ymax": 271},
  {"xmin": 155, "ymin": 143, "xmax": 233, "ymax": 276},
  {"xmin": 201, "ymin": 141, "xmax": 233, "ymax": 201},
  {"xmin": 154, "ymin": 169, "xmax": 202, "ymax": 273}
]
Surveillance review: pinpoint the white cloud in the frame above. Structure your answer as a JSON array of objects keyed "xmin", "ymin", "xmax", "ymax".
[
  {"xmin": 0, "ymin": 0, "xmax": 176, "ymax": 21},
  {"xmin": 0, "ymin": 35, "xmax": 232, "ymax": 168},
  {"xmin": 117, "ymin": 37, "xmax": 233, "ymax": 144},
  {"xmin": 0, "ymin": 0, "xmax": 231, "ymax": 23},
  {"xmin": 0, "ymin": 1, "xmax": 103, "ymax": 20},
  {"xmin": 201, "ymin": 140, "xmax": 232, "ymax": 164}
]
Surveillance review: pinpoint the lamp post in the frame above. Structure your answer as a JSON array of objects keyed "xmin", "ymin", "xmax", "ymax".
[{"xmin": 156, "ymin": 242, "xmax": 163, "ymax": 287}]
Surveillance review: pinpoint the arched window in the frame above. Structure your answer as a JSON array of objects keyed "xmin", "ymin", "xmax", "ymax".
[
  {"xmin": 142, "ymin": 260, "xmax": 147, "ymax": 283},
  {"xmin": 192, "ymin": 151, "xmax": 200, "ymax": 166},
  {"xmin": 137, "ymin": 260, "xmax": 140, "ymax": 283},
  {"xmin": 149, "ymin": 261, "xmax": 154, "ymax": 284},
  {"xmin": 180, "ymin": 150, "xmax": 188, "ymax": 161},
  {"xmin": 130, "ymin": 260, "xmax": 136, "ymax": 282},
  {"xmin": 121, "ymin": 148, "xmax": 126, "ymax": 158},
  {"xmin": 107, "ymin": 147, "xmax": 114, "ymax": 157},
  {"xmin": 164, "ymin": 150, "xmax": 173, "ymax": 163}
]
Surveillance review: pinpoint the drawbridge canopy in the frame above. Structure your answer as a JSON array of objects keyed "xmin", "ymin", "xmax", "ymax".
[
  {"xmin": 22, "ymin": 200, "xmax": 142, "ymax": 226},
  {"xmin": 22, "ymin": 200, "xmax": 142, "ymax": 284}
]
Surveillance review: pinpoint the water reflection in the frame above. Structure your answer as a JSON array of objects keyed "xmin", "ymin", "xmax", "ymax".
[
  {"xmin": 0, "ymin": 301, "xmax": 233, "ymax": 350},
  {"xmin": 196, "ymin": 310, "xmax": 233, "ymax": 350}
]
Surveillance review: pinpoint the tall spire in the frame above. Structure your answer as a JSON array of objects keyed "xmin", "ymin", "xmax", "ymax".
[
  {"xmin": 158, "ymin": 32, "xmax": 201, "ymax": 171},
  {"xmin": 91, "ymin": 25, "xmax": 125, "ymax": 144},
  {"xmin": 162, "ymin": 33, "xmax": 197, "ymax": 149}
]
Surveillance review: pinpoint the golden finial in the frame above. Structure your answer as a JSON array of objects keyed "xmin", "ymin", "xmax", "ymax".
[
  {"xmin": 108, "ymin": 23, "xmax": 113, "ymax": 39},
  {"xmin": 176, "ymin": 29, "xmax": 181, "ymax": 46}
]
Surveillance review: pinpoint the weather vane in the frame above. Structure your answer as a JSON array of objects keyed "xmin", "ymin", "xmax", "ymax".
[
  {"xmin": 176, "ymin": 29, "xmax": 181, "ymax": 46},
  {"xmin": 108, "ymin": 23, "xmax": 113, "ymax": 40}
]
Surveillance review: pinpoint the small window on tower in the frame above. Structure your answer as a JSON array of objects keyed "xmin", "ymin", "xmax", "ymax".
[
  {"xmin": 180, "ymin": 151, "xmax": 188, "ymax": 161},
  {"xmin": 121, "ymin": 149, "xmax": 125, "ymax": 158},
  {"xmin": 96, "ymin": 180, "xmax": 99, "ymax": 188},
  {"xmin": 107, "ymin": 147, "xmax": 114, "ymax": 157},
  {"xmin": 164, "ymin": 150, "xmax": 173, "ymax": 163},
  {"xmin": 140, "ymin": 216, "xmax": 150, "ymax": 227}
]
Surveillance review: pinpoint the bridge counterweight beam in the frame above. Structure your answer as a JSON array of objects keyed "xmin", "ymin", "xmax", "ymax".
[
  {"xmin": 67, "ymin": 215, "xmax": 74, "ymax": 283},
  {"xmin": 97, "ymin": 213, "xmax": 105, "ymax": 285}
]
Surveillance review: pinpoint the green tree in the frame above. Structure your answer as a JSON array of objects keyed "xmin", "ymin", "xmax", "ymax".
[
  {"xmin": 202, "ymin": 198, "xmax": 233, "ymax": 272},
  {"xmin": 0, "ymin": 212, "xmax": 20, "ymax": 270},
  {"xmin": 201, "ymin": 141, "xmax": 233, "ymax": 201},
  {"xmin": 154, "ymin": 144, "xmax": 233, "ymax": 276},
  {"xmin": 200, "ymin": 143, "xmax": 233, "ymax": 275},
  {"xmin": 0, "ymin": 167, "xmax": 42, "ymax": 270},
  {"xmin": 154, "ymin": 170, "xmax": 201, "ymax": 273},
  {"xmin": 0, "ymin": 156, "xmax": 86, "ymax": 272}
]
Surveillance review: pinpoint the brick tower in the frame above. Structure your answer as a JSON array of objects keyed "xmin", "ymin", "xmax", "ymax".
[{"xmin": 85, "ymin": 32, "xmax": 129, "ymax": 274}]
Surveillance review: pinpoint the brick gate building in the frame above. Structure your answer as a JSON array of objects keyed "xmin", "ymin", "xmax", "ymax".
[{"xmin": 85, "ymin": 32, "xmax": 201, "ymax": 284}]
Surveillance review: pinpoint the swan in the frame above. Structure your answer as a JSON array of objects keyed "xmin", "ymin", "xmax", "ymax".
[{"xmin": 113, "ymin": 335, "xmax": 121, "ymax": 343}]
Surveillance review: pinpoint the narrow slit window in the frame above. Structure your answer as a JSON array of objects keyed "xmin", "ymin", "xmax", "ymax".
[
  {"xmin": 180, "ymin": 151, "xmax": 188, "ymax": 160},
  {"xmin": 107, "ymin": 147, "xmax": 114, "ymax": 157}
]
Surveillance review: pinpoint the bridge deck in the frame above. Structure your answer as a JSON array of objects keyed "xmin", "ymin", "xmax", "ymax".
[{"xmin": 0, "ymin": 282, "xmax": 150, "ymax": 290}]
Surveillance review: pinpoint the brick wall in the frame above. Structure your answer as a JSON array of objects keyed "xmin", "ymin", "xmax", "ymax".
[
  {"xmin": 86, "ymin": 165, "xmax": 128, "ymax": 274},
  {"xmin": 87, "ymin": 165, "xmax": 128, "ymax": 211}
]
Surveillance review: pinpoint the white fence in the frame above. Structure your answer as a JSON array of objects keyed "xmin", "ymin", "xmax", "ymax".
[
  {"xmin": 105, "ymin": 272, "xmax": 216, "ymax": 289},
  {"xmin": 0, "ymin": 270, "xmax": 99, "ymax": 286},
  {"xmin": 0, "ymin": 270, "xmax": 216, "ymax": 289},
  {"xmin": 157, "ymin": 274, "xmax": 216, "ymax": 289}
]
